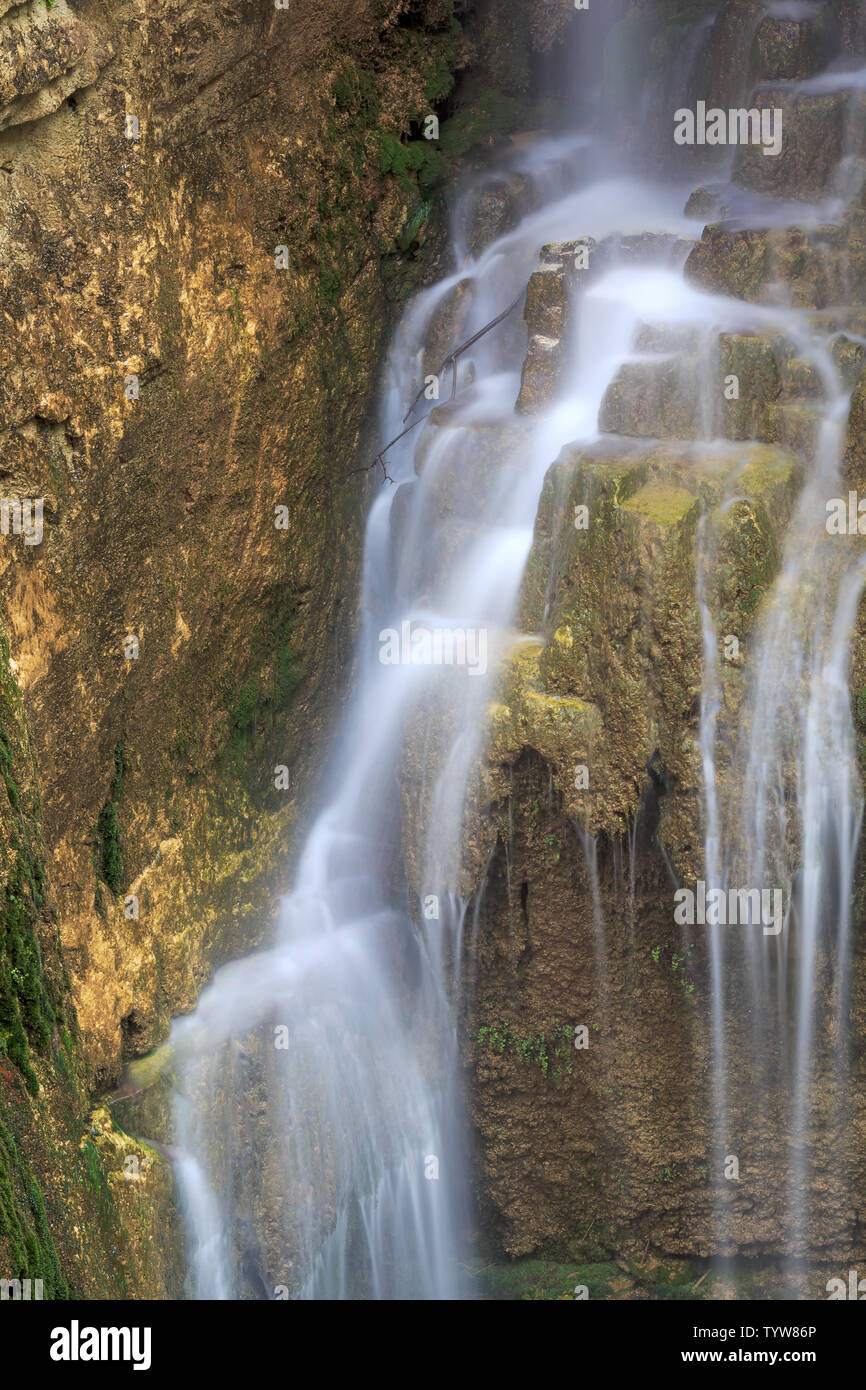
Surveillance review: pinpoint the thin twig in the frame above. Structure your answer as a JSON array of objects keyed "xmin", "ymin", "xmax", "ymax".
[
  {"xmin": 403, "ymin": 292, "xmax": 523, "ymax": 424},
  {"xmin": 354, "ymin": 292, "xmax": 522, "ymax": 484},
  {"xmin": 349, "ymin": 414, "xmax": 426, "ymax": 484}
]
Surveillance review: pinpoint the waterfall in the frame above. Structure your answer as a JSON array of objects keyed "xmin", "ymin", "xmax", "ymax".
[
  {"xmin": 168, "ymin": 130, "xmax": 703, "ymax": 1297},
  {"xmin": 165, "ymin": 1, "xmax": 866, "ymax": 1296}
]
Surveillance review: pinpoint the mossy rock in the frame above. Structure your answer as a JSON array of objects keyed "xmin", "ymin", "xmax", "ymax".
[
  {"xmin": 516, "ymin": 334, "xmax": 565, "ymax": 414},
  {"xmin": 718, "ymin": 333, "xmax": 782, "ymax": 440},
  {"xmin": 686, "ymin": 222, "xmax": 862, "ymax": 309}
]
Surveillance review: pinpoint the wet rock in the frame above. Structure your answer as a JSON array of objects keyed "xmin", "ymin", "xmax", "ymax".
[
  {"xmin": 422, "ymin": 277, "xmax": 475, "ymax": 379},
  {"xmin": 684, "ymin": 183, "xmax": 734, "ymax": 220},
  {"xmin": 718, "ymin": 333, "xmax": 782, "ymax": 439},
  {"xmin": 541, "ymin": 232, "xmax": 688, "ymax": 282},
  {"xmin": 778, "ymin": 353, "xmax": 824, "ymax": 397},
  {"xmin": 471, "ymin": 425, "xmax": 801, "ymax": 1263},
  {"xmin": 685, "ymin": 221, "xmax": 865, "ymax": 308},
  {"xmin": 524, "ymin": 263, "xmax": 569, "ymax": 339},
  {"xmin": 599, "ymin": 357, "xmax": 705, "ymax": 440},
  {"xmin": 512, "ymin": 436, "xmax": 797, "ymax": 841},
  {"xmin": 487, "ymin": 644, "xmax": 604, "ymax": 790},
  {"xmin": 702, "ymin": 0, "xmax": 773, "ymax": 110},
  {"xmin": 765, "ymin": 399, "xmax": 823, "ymax": 460},
  {"xmin": 750, "ymin": 14, "xmax": 827, "ymax": 82},
  {"xmin": 733, "ymin": 88, "xmax": 865, "ymax": 201},
  {"xmin": 516, "ymin": 334, "xmax": 563, "ymax": 413},
  {"xmin": 634, "ymin": 322, "xmax": 704, "ymax": 355},
  {"xmin": 600, "ymin": 232, "xmax": 690, "ymax": 266},
  {"xmin": 461, "ymin": 172, "xmax": 540, "ymax": 258},
  {"xmin": 686, "ymin": 223, "xmax": 772, "ymax": 300},
  {"xmin": 415, "ymin": 416, "xmax": 532, "ymax": 522},
  {"xmin": 832, "ymin": 333, "xmax": 866, "ymax": 391},
  {"xmin": 844, "ymin": 364, "xmax": 866, "ymax": 485},
  {"xmin": 837, "ymin": 0, "xmax": 866, "ymax": 57}
]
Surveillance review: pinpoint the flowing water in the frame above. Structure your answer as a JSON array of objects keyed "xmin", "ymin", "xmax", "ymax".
[{"xmin": 169, "ymin": 3, "xmax": 866, "ymax": 1296}]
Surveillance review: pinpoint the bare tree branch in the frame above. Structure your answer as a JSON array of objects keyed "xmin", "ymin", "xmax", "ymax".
[
  {"xmin": 353, "ymin": 292, "xmax": 523, "ymax": 485},
  {"xmin": 402, "ymin": 291, "xmax": 523, "ymax": 423}
]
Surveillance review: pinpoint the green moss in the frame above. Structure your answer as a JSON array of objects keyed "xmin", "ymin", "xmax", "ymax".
[
  {"xmin": 95, "ymin": 738, "xmax": 127, "ymax": 896},
  {"xmin": 0, "ymin": 637, "xmax": 58, "ymax": 1093},
  {"xmin": 621, "ymin": 482, "xmax": 697, "ymax": 529},
  {"xmin": 470, "ymin": 1257, "xmax": 624, "ymax": 1301},
  {"xmin": 438, "ymin": 88, "xmax": 522, "ymax": 159},
  {"xmin": 650, "ymin": 940, "xmax": 697, "ymax": 998},
  {"xmin": 0, "ymin": 1115, "xmax": 68, "ymax": 1297},
  {"xmin": 96, "ymin": 802, "xmax": 123, "ymax": 895},
  {"xmin": 376, "ymin": 132, "xmax": 444, "ymax": 195},
  {"xmin": 222, "ymin": 591, "xmax": 307, "ymax": 773},
  {"xmin": 309, "ymin": 10, "xmax": 462, "ymax": 306}
]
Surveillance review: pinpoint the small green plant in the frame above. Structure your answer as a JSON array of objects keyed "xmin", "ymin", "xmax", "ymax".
[
  {"xmin": 651, "ymin": 941, "xmax": 697, "ymax": 999},
  {"xmin": 655, "ymin": 1162, "xmax": 681, "ymax": 1184},
  {"xmin": 477, "ymin": 1020, "xmax": 575, "ymax": 1081}
]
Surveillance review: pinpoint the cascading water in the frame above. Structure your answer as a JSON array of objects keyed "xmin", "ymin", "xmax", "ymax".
[{"xmin": 163, "ymin": 0, "xmax": 866, "ymax": 1297}]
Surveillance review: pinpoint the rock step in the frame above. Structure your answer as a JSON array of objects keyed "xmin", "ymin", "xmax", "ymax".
[
  {"xmin": 596, "ymin": 326, "xmax": 851, "ymax": 463},
  {"xmin": 516, "ymin": 233, "xmax": 692, "ymax": 414},
  {"xmin": 732, "ymin": 85, "xmax": 866, "ymax": 202},
  {"xmin": 458, "ymin": 171, "xmax": 541, "ymax": 260},
  {"xmin": 685, "ymin": 220, "xmax": 866, "ymax": 310},
  {"xmin": 751, "ymin": 11, "xmax": 831, "ymax": 83}
]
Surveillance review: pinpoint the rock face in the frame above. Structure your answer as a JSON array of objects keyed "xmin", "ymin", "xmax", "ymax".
[
  {"xmin": 0, "ymin": 620, "xmax": 184, "ymax": 1296},
  {"xmin": 6, "ymin": 0, "xmax": 866, "ymax": 1300},
  {"xmin": 466, "ymin": 436, "xmax": 806, "ymax": 1266},
  {"xmin": 0, "ymin": 0, "xmax": 473, "ymax": 1089}
]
